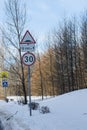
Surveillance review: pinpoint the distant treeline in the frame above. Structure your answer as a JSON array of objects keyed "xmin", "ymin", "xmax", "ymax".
[{"xmin": 31, "ymin": 11, "xmax": 87, "ymax": 98}]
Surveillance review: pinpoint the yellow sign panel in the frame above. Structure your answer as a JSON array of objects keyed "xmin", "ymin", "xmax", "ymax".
[{"xmin": 0, "ymin": 71, "xmax": 8, "ymax": 78}]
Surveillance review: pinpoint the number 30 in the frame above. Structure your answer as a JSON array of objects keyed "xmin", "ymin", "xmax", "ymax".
[{"xmin": 25, "ymin": 56, "xmax": 33, "ymax": 62}]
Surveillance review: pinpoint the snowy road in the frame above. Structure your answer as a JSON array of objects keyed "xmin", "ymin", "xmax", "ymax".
[
  {"xmin": 0, "ymin": 110, "xmax": 19, "ymax": 130},
  {"xmin": 0, "ymin": 111, "xmax": 12, "ymax": 130},
  {"xmin": 0, "ymin": 120, "xmax": 4, "ymax": 130},
  {"xmin": 0, "ymin": 108, "xmax": 30, "ymax": 130}
]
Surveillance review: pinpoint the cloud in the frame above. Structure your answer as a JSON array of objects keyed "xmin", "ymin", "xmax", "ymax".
[{"xmin": 60, "ymin": 0, "xmax": 87, "ymax": 14}]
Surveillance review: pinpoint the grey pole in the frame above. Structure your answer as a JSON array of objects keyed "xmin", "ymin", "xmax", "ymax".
[
  {"xmin": 4, "ymin": 87, "xmax": 6, "ymax": 101},
  {"xmin": 28, "ymin": 66, "xmax": 32, "ymax": 116}
]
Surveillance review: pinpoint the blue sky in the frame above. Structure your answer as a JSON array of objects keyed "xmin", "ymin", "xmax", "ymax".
[
  {"xmin": 27, "ymin": 0, "xmax": 87, "ymax": 30},
  {"xmin": 0, "ymin": 0, "xmax": 87, "ymax": 45},
  {"xmin": 26, "ymin": 0, "xmax": 87, "ymax": 44}
]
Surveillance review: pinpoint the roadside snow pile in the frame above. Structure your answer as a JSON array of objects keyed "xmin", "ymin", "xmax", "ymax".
[{"xmin": 0, "ymin": 89, "xmax": 87, "ymax": 130}]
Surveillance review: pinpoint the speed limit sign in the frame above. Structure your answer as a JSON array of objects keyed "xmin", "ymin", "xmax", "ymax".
[{"xmin": 22, "ymin": 52, "xmax": 35, "ymax": 66}]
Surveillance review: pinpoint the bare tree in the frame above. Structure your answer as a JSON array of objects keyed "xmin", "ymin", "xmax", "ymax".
[
  {"xmin": 80, "ymin": 10, "xmax": 87, "ymax": 88},
  {"xmin": 1, "ymin": 0, "xmax": 27, "ymax": 104}
]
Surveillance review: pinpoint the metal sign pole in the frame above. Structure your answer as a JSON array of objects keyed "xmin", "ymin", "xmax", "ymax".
[
  {"xmin": 20, "ymin": 30, "xmax": 36, "ymax": 117},
  {"xmin": 28, "ymin": 66, "xmax": 32, "ymax": 116},
  {"xmin": 4, "ymin": 87, "xmax": 6, "ymax": 101}
]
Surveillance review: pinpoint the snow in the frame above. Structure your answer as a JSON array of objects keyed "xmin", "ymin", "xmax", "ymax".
[{"xmin": 0, "ymin": 89, "xmax": 87, "ymax": 130}]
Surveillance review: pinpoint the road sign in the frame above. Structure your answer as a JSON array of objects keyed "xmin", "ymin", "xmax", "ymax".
[
  {"xmin": 20, "ymin": 44, "xmax": 35, "ymax": 52},
  {"xmin": 2, "ymin": 80, "xmax": 8, "ymax": 87},
  {"xmin": 20, "ymin": 30, "xmax": 36, "ymax": 44},
  {"xmin": 1, "ymin": 71, "xmax": 8, "ymax": 78},
  {"xmin": 20, "ymin": 30, "xmax": 36, "ymax": 116},
  {"xmin": 22, "ymin": 52, "xmax": 35, "ymax": 66}
]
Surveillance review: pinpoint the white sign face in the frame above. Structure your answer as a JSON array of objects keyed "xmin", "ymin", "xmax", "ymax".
[
  {"xmin": 20, "ymin": 44, "xmax": 35, "ymax": 52},
  {"xmin": 22, "ymin": 52, "xmax": 35, "ymax": 66}
]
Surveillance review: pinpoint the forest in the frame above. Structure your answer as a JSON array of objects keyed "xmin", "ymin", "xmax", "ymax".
[{"xmin": 31, "ymin": 15, "xmax": 87, "ymax": 98}]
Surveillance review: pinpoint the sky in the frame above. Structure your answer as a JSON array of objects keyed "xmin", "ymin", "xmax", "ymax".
[
  {"xmin": 26, "ymin": 0, "xmax": 87, "ymax": 43},
  {"xmin": 0, "ymin": 0, "xmax": 87, "ymax": 45}
]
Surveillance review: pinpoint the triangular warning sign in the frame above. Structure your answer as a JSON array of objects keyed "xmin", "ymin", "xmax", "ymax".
[{"xmin": 20, "ymin": 30, "xmax": 36, "ymax": 44}]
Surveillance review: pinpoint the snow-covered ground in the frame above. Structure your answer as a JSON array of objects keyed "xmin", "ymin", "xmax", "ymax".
[{"xmin": 0, "ymin": 89, "xmax": 87, "ymax": 130}]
